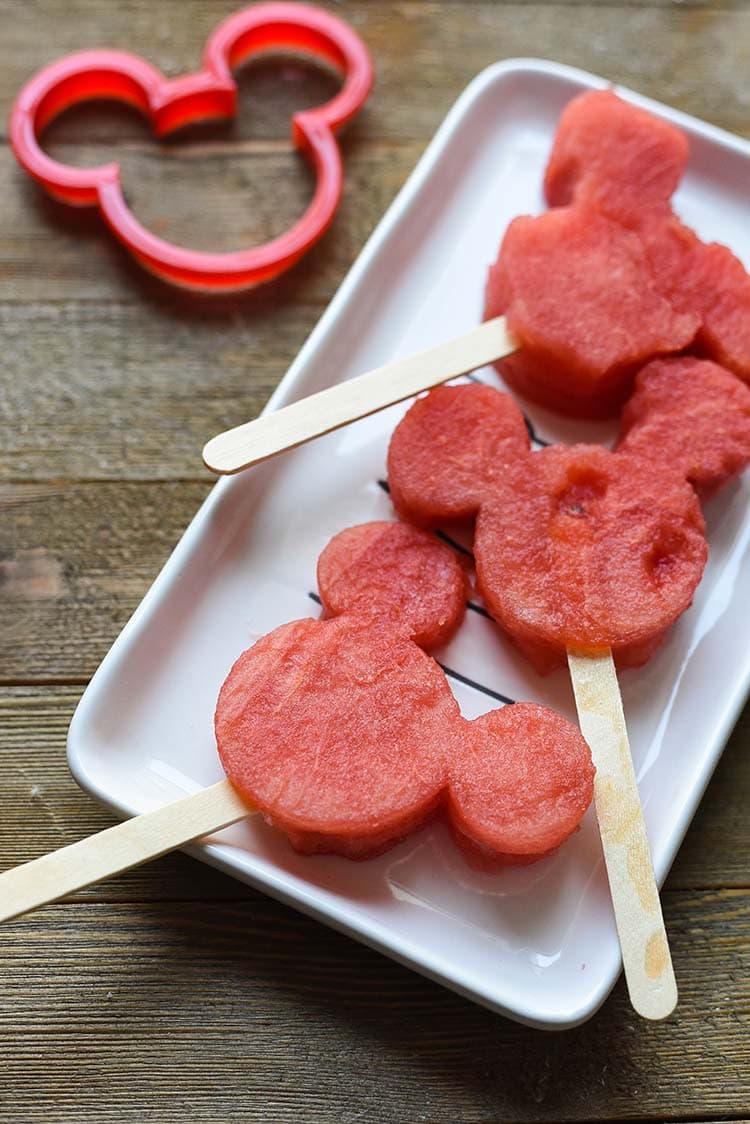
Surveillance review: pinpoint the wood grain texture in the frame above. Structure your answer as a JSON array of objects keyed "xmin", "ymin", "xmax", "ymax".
[
  {"xmin": 2, "ymin": 2, "xmax": 750, "ymax": 145},
  {"xmin": 0, "ymin": 299, "xmax": 312, "ymax": 480},
  {"xmin": 0, "ymin": 891, "xmax": 747, "ymax": 1123},
  {"xmin": 0, "ymin": 140, "xmax": 410, "ymax": 303},
  {"xmin": 0, "ymin": 482, "xmax": 211, "ymax": 679},
  {"xmin": 2, "ymin": 2, "xmax": 749, "ymax": 1117},
  {"xmin": 0, "ymin": 778, "xmax": 250, "ymax": 924}
]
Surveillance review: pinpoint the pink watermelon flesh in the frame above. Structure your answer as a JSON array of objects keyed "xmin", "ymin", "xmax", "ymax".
[
  {"xmin": 544, "ymin": 89, "xmax": 688, "ymax": 226},
  {"xmin": 640, "ymin": 216, "xmax": 750, "ymax": 384},
  {"xmin": 387, "ymin": 384, "xmax": 530, "ymax": 525},
  {"xmin": 448, "ymin": 704, "xmax": 595, "ymax": 867},
  {"xmin": 215, "ymin": 615, "xmax": 594, "ymax": 862},
  {"xmin": 388, "ymin": 385, "xmax": 709, "ymax": 672},
  {"xmin": 215, "ymin": 616, "xmax": 455, "ymax": 858},
  {"xmin": 474, "ymin": 442, "xmax": 707, "ymax": 672},
  {"xmin": 317, "ymin": 520, "xmax": 467, "ymax": 649},
  {"xmin": 486, "ymin": 91, "xmax": 750, "ymax": 415},
  {"xmin": 617, "ymin": 356, "xmax": 750, "ymax": 496},
  {"xmin": 215, "ymin": 517, "xmax": 595, "ymax": 863},
  {"xmin": 485, "ymin": 205, "xmax": 698, "ymax": 417}
]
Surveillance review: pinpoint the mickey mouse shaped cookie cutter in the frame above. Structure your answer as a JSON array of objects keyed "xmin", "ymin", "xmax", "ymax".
[{"xmin": 10, "ymin": 3, "xmax": 373, "ymax": 291}]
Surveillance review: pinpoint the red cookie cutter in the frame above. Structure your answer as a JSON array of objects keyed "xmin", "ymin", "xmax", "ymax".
[{"xmin": 9, "ymin": 3, "xmax": 373, "ymax": 291}]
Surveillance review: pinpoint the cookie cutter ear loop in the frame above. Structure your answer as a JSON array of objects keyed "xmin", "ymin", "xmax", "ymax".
[{"xmin": 9, "ymin": 2, "xmax": 374, "ymax": 291}]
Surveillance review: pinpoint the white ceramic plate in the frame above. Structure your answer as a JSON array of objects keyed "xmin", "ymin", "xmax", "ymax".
[{"xmin": 68, "ymin": 60, "xmax": 750, "ymax": 1029}]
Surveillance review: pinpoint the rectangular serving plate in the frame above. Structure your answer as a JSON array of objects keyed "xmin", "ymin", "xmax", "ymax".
[{"xmin": 67, "ymin": 59, "xmax": 750, "ymax": 1029}]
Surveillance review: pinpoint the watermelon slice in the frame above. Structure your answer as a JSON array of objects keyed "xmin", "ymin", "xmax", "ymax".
[
  {"xmin": 387, "ymin": 384, "xmax": 529, "ymax": 525},
  {"xmin": 486, "ymin": 90, "xmax": 750, "ymax": 415},
  {"xmin": 216, "ymin": 615, "xmax": 456, "ymax": 858},
  {"xmin": 544, "ymin": 89, "xmax": 688, "ymax": 226},
  {"xmin": 317, "ymin": 519, "xmax": 467, "ymax": 648},
  {"xmin": 475, "ymin": 443, "xmax": 707, "ymax": 672},
  {"xmin": 617, "ymin": 356, "xmax": 750, "ymax": 496},
  {"xmin": 484, "ymin": 205, "xmax": 698, "ymax": 417},
  {"xmin": 215, "ymin": 521, "xmax": 594, "ymax": 864},
  {"xmin": 448, "ymin": 704, "xmax": 596, "ymax": 867},
  {"xmin": 641, "ymin": 216, "xmax": 750, "ymax": 384},
  {"xmin": 388, "ymin": 384, "xmax": 709, "ymax": 673}
]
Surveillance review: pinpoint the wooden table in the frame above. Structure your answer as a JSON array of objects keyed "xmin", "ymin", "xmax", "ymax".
[{"xmin": 1, "ymin": 3, "xmax": 748, "ymax": 1120}]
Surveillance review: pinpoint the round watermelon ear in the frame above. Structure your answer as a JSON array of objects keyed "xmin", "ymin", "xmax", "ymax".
[
  {"xmin": 448, "ymin": 703, "xmax": 595, "ymax": 867},
  {"xmin": 316, "ymin": 522, "xmax": 467, "ymax": 649},
  {"xmin": 387, "ymin": 384, "xmax": 530, "ymax": 525},
  {"xmin": 617, "ymin": 357, "xmax": 750, "ymax": 496},
  {"xmin": 544, "ymin": 89, "xmax": 688, "ymax": 225}
]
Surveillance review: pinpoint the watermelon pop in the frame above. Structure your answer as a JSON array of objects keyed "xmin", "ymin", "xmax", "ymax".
[
  {"xmin": 389, "ymin": 360, "xmax": 750, "ymax": 1018},
  {"xmin": 486, "ymin": 90, "xmax": 750, "ymax": 416},
  {"xmin": 215, "ymin": 521, "xmax": 594, "ymax": 865},
  {"xmin": 485, "ymin": 205, "xmax": 698, "ymax": 416},
  {"xmin": 389, "ymin": 370, "xmax": 750, "ymax": 672}
]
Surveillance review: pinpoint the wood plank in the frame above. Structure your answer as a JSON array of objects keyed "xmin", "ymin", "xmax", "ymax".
[
  {"xmin": 0, "ymin": 687, "xmax": 250, "ymax": 901},
  {"xmin": 0, "ymin": 890, "xmax": 747, "ymax": 1122},
  {"xmin": 0, "ymin": 481, "xmax": 210, "ymax": 679},
  {"xmin": 1, "ymin": 684, "xmax": 748, "ymax": 894},
  {"xmin": 5, "ymin": 678, "xmax": 286, "ymax": 886},
  {"xmin": 0, "ymin": 299, "xmax": 314, "ymax": 480},
  {"xmin": 2, "ymin": 3, "xmax": 750, "ymax": 147},
  {"xmin": 0, "ymin": 140, "xmax": 414, "ymax": 303}
]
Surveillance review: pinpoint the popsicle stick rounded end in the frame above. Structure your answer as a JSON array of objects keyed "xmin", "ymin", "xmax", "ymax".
[
  {"xmin": 203, "ymin": 434, "xmax": 241, "ymax": 475},
  {"xmin": 630, "ymin": 969, "xmax": 678, "ymax": 1021}
]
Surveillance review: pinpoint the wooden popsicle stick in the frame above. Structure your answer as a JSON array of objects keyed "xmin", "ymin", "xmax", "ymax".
[
  {"xmin": 567, "ymin": 649, "xmax": 677, "ymax": 1021},
  {"xmin": 203, "ymin": 316, "xmax": 517, "ymax": 474},
  {"xmin": 0, "ymin": 778, "xmax": 251, "ymax": 925}
]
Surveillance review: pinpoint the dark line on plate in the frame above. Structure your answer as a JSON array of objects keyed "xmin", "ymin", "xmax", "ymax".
[
  {"xmin": 524, "ymin": 414, "xmax": 551, "ymax": 448},
  {"xmin": 466, "ymin": 600, "xmax": 491, "ymax": 619},
  {"xmin": 434, "ymin": 529, "xmax": 474, "ymax": 558},
  {"xmin": 377, "ymin": 480, "xmax": 475, "ymax": 559},
  {"xmin": 308, "ymin": 591, "xmax": 322, "ymax": 605},
  {"xmin": 437, "ymin": 664, "xmax": 515, "ymax": 705}
]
